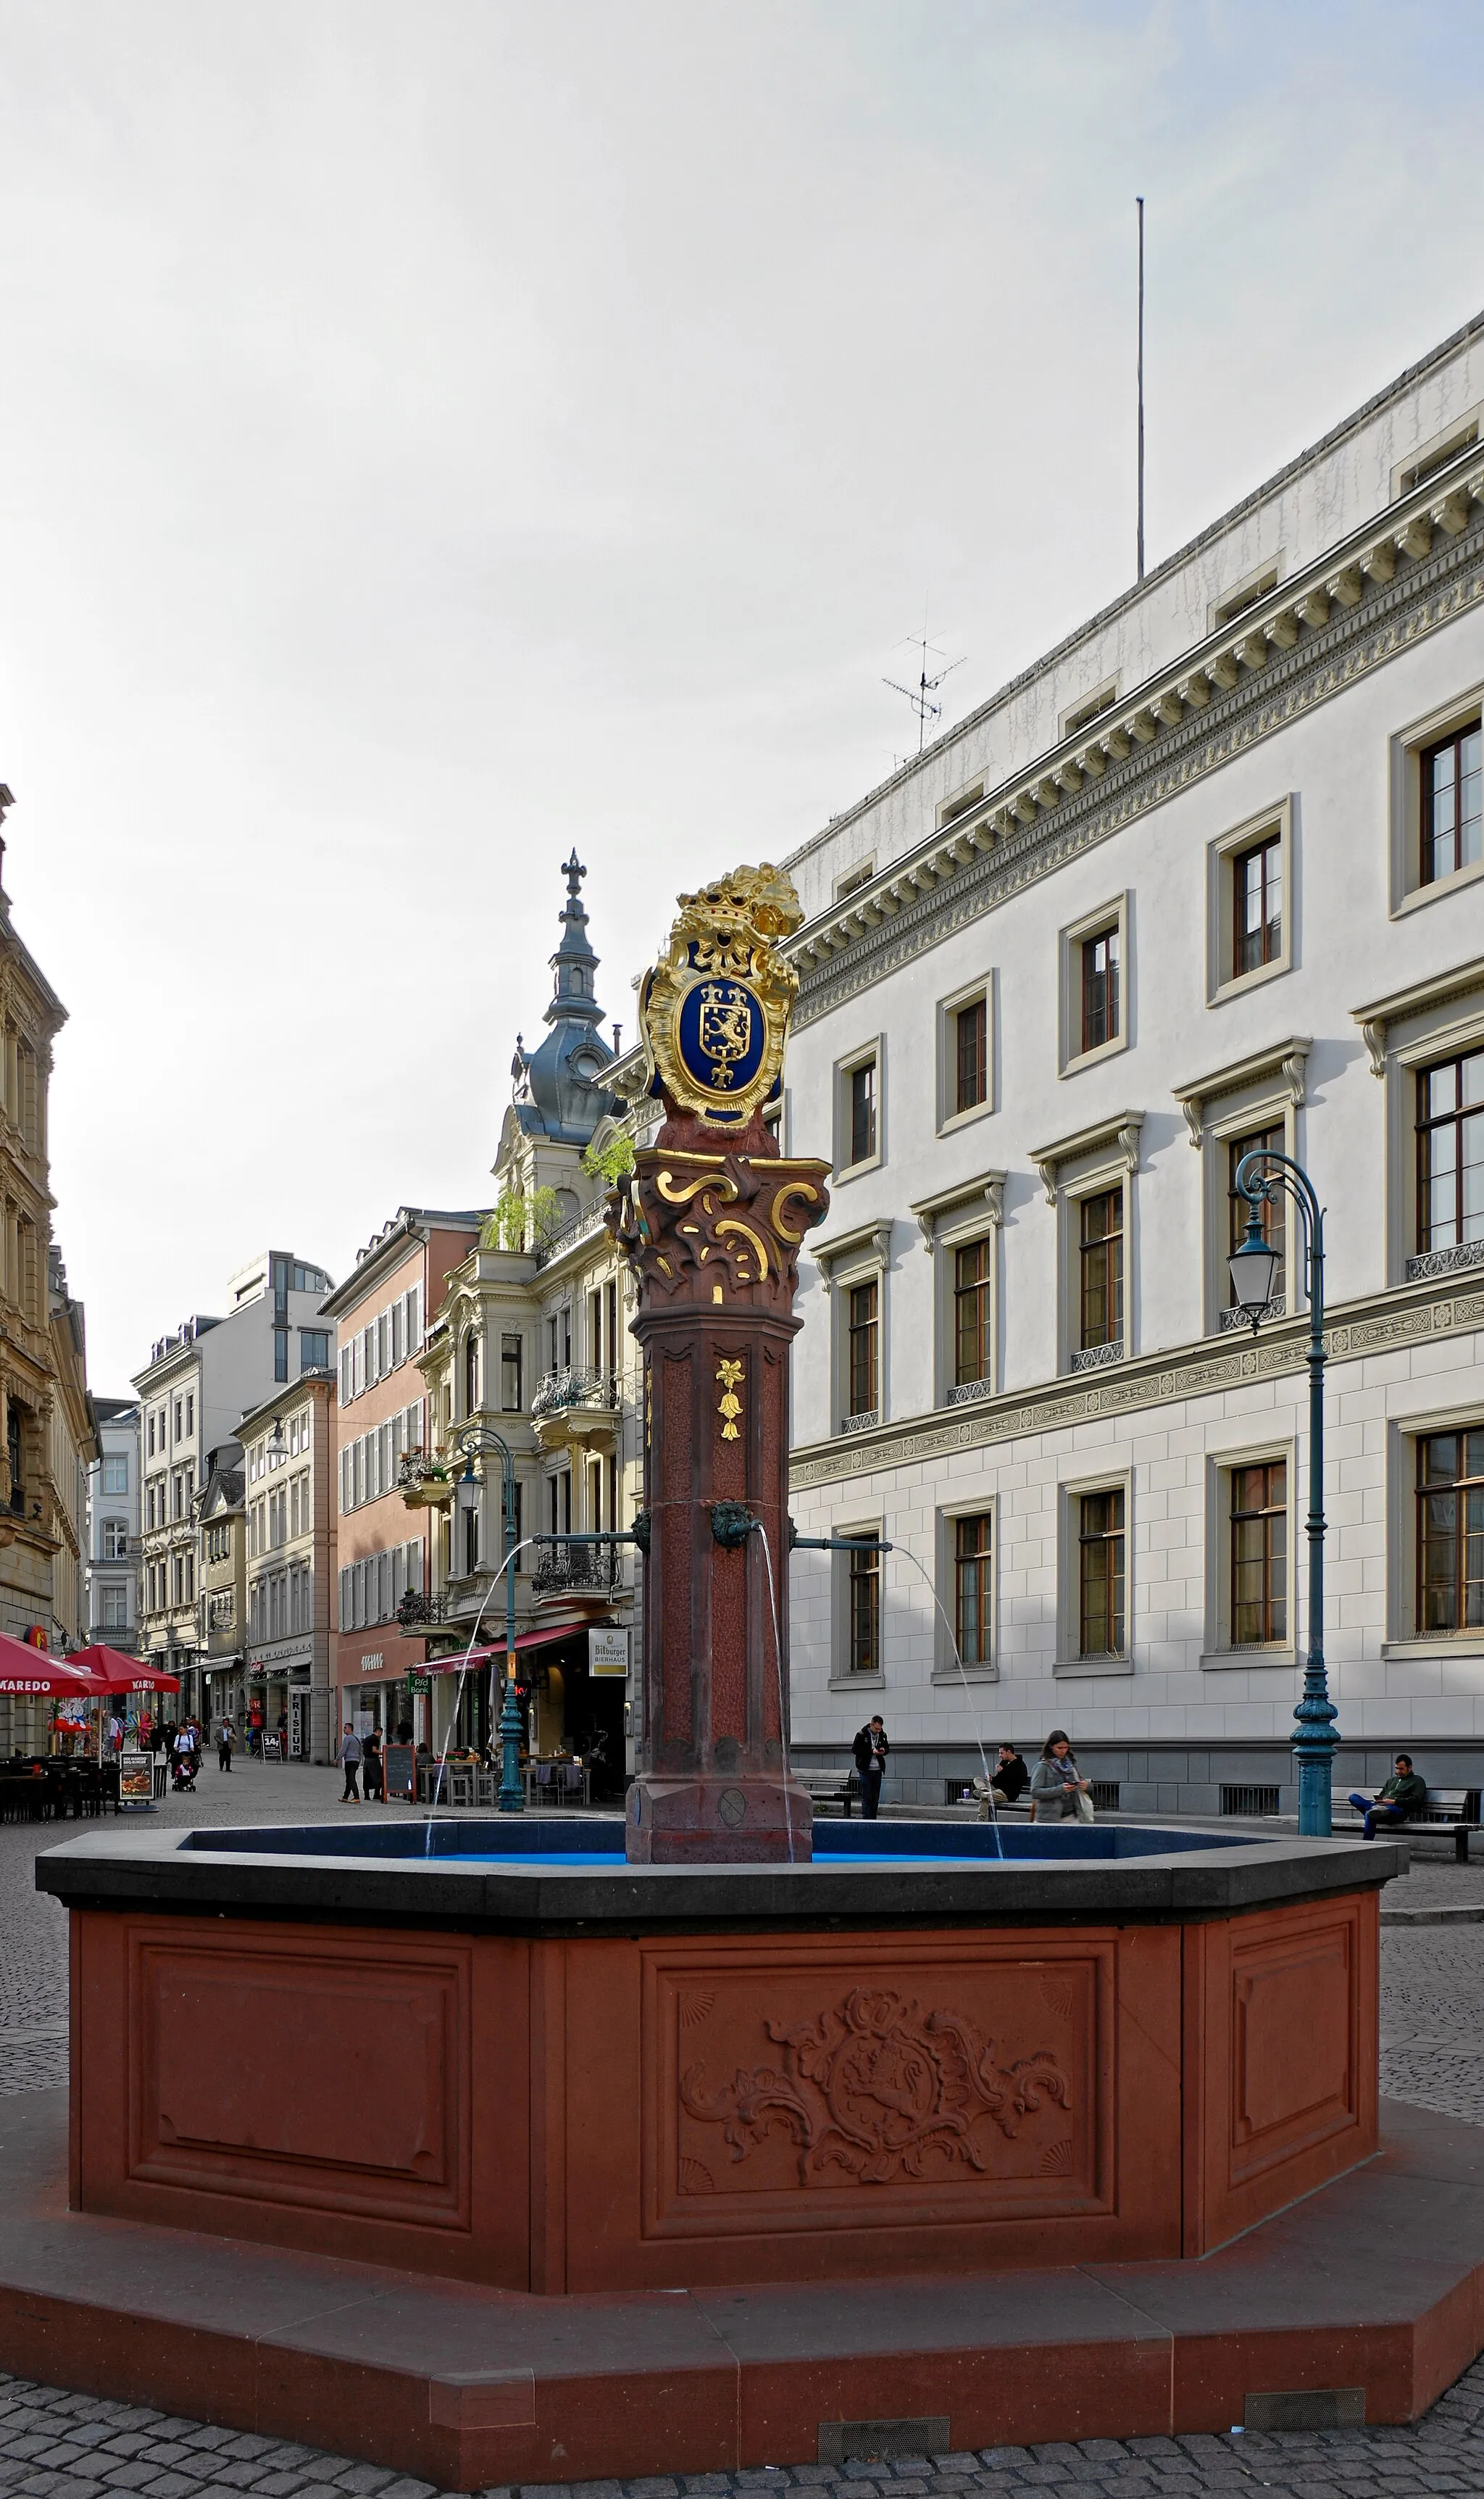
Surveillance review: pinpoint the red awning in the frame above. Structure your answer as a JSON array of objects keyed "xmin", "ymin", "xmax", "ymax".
[{"xmin": 425, "ymin": 1624, "xmax": 591, "ymax": 1673}]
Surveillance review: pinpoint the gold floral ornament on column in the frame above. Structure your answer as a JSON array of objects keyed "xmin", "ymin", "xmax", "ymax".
[{"xmin": 716, "ymin": 1356, "xmax": 744, "ymax": 1442}]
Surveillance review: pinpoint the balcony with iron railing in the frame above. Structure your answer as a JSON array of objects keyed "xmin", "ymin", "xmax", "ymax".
[
  {"xmin": 531, "ymin": 1542, "xmax": 623, "ymax": 1605},
  {"xmin": 532, "ymin": 1199, "xmax": 611, "ymax": 1271},
  {"xmin": 530, "ymin": 1365, "xmax": 621, "ymax": 1450}
]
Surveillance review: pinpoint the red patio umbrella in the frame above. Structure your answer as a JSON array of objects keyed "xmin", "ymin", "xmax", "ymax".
[
  {"xmin": 67, "ymin": 1645, "xmax": 180, "ymax": 1694},
  {"xmin": 0, "ymin": 1636, "xmax": 111, "ymax": 1697}
]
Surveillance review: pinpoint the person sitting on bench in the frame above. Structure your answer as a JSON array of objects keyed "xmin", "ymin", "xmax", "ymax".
[
  {"xmin": 973, "ymin": 1743, "xmax": 1029, "ymax": 1819},
  {"xmin": 1348, "ymin": 1753, "xmax": 1428, "ymax": 1839}
]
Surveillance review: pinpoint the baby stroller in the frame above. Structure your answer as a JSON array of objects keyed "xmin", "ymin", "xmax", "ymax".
[{"xmin": 171, "ymin": 1745, "xmax": 199, "ymax": 1794}]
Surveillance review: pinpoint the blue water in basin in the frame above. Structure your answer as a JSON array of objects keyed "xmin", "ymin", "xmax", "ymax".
[{"xmin": 185, "ymin": 1818, "xmax": 1259, "ymax": 1863}]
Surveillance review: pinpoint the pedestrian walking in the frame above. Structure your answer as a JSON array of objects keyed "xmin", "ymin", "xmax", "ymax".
[
  {"xmin": 1029, "ymin": 1730, "xmax": 1094, "ymax": 1823},
  {"xmin": 217, "ymin": 1718, "xmax": 235, "ymax": 1774},
  {"xmin": 852, "ymin": 1715, "xmax": 890, "ymax": 1820},
  {"xmin": 1348, "ymin": 1752, "xmax": 1428, "ymax": 1839},
  {"xmin": 171, "ymin": 1723, "xmax": 198, "ymax": 1793},
  {"xmin": 362, "ymin": 1727, "xmax": 384, "ymax": 1801},
  {"xmin": 338, "ymin": 1721, "xmax": 362, "ymax": 1802}
]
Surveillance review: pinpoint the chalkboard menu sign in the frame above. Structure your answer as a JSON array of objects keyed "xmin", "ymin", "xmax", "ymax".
[{"xmin": 384, "ymin": 1742, "xmax": 416, "ymax": 1801}]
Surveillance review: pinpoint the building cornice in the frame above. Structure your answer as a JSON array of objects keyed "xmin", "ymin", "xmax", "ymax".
[
  {"xmin": 788, "ymin": 1268, "xmax": 1484, "ymax": 1492},
  {"xmin": 788, "ymin": 463, "xmax": 1484, "ymax": 1028},
  {"xmin": 1028, "ymin": 1113, "xmax": 1143, "ymax": 1207},
  {"xmin": 783, "ymin": 306, "xmax": 1484, "ymax": 888},
  {"xmin": 1172, "ymin": 1037, "xmax": 1311, "ymax": 1144},
  {"xmin": 1353, "ymin": 955, "xmax": 1484, "ymax": 1076},
  {"xmin": 909, "ymin": 1170, "xmax": 1006, "ymax": 1249}
]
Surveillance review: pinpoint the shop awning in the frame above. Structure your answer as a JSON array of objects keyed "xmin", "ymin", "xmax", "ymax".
[{"xmin": 425, "ymin": 1624, "xmax": 590, "ymax": 1673}]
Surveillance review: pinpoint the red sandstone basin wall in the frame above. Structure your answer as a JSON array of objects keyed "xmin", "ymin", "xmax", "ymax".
[{"xmin": 69, "ymin": 1889, "xmax": 1378, "ymax": 2290}]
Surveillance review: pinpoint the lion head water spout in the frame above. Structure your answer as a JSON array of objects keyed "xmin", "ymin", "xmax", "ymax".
[{"xmin": 607, "ymin": 865, "xmax": 828, "ymax": 1863}]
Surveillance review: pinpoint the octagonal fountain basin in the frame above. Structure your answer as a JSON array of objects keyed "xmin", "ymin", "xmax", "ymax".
[{"xmin": 38, "ymin": 1816, "xmax": 1403, "ymax": 2294}]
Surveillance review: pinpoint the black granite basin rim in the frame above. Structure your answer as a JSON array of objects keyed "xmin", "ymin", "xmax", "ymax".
[{"xmin": 33, "ymin": 1818, "xmax": 1406, "ymax": 1933}]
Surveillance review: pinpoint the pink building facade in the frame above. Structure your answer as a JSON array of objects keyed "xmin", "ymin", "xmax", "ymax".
[{"xmin": 322, "ymin": 1210, "xmax": 484, "ymax": 1744}]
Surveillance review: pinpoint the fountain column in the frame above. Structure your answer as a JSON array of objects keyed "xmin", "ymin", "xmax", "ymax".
[{"xmin": 609, "ymin": 868, "xmax": 828, "ymax": 1865}]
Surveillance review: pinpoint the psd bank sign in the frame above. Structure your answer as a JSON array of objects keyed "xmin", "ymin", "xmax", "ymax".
[{"xmin": 588, "ymin": 1627, "xmax": 630, "ymax": 1678}]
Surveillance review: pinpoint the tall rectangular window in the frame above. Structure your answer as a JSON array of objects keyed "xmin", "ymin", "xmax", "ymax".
[
  {"xmin": 954, "ymin": 997, "xmax": 988, "ymax": 1115},
  {"xmin": 849, "ymin": 1060, "xmax": 877, "ymax": 1166},
  {"xmin": 1227, "ymin": 1126, "xmax": 1286, "ymax": 1302},
  {"xmin": 1080, "ymin": 927, "xmax": 1120, "ymax": 1053},
  {"xmin": 1231, "ymin": 1461, "xmax": 1287, "ymax": 1644},
  {"xmin": 101, "ymin": 1454, "xmax": 128, "ymax": 1494},
  {"xmin": 954, "ymin": 1238, "xmax": 992, "ymax": 1386},
  {"xmin": 1417, "ymin": 1047, "xmax": 1484, "ymax": 1252},
  {"xmin": 299, "ymin": 1329, "xmax": 330, "ymax": 1371},
  {"xmin": 1418, "ymin": 1429, "xmax": 1484, "ymax": 1632},
  {"xmin": 501, "ymin": 1334, "xmax": 523, "ymax": 1412},
  {"xmin": 1422, "ymin": 722, "xmax": 1483, "ymax": 884},
  {"xmin": 954, "ymin": 1513, "xmax": 993, "ymax": 1666},
  {"xmin": 848, "ymin": 1539, "xmax": 880, "ymax": 1674},
  {"xmin": 1078, "ymin": 1489, "xmax": 1125, "ymax": 1657},
  {"xmin": 847, "ymin": 1278, "xmax": 878, "ymax": 1418},
  {"xmin": 1078, "ymin": 1189, "xmax": 1123, "ymax": 1350},
  {"xmin": 588, "ymin": 1289, "xmax": 602, "ymax": 1376},
  {"xmin": 273, "ymin": 1327, "xmax": 289, "ymax": 1383},
  {"xmin": 1233, "ymin": 833, "xmax": 1283, "ymax": 976}
]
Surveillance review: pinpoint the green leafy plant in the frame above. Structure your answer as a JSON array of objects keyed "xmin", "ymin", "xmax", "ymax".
[
  {"xmin": 583, "ymin": 1133, "xmax": 635, "ymax": 1184},
  {"xmin": 484, "ymin": 1184, "xmax": 563, "ymax": 1252}
]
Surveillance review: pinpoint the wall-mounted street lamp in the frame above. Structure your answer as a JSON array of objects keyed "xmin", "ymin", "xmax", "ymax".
[{"xmin": 1229, "ymin": 1149, "xmax": 1337, "ymax": 1838}]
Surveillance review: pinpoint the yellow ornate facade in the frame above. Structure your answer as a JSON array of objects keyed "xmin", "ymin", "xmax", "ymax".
[{"xmin": 0, "ymin": 804, "xmax": 97, "ymax": 1751}]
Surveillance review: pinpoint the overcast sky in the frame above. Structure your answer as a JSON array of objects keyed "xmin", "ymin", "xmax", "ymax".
[{"xmin": 4, "ymin": 0, "xmax": 1483, "ymax": 1392}]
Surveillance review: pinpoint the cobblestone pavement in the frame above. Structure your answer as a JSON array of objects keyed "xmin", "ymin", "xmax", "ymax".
[
  {"xmin": 4, "ymin": 1806, "xmax": 1484, "ymax": 2491},
  {"xmin": 3, "ymin": 2363, "xmax": 1484, "ymax": 2499}
]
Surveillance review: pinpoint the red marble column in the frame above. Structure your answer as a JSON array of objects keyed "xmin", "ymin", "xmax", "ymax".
[{"xmin": 610, "ymin": 1144, "xmax": 830, "ymax": 1863}]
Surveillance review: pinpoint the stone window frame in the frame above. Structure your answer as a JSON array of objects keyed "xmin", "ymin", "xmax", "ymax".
[
  {"xmin": 1388, "ymin": 678, "xmax": 1484, "ymax": 919},
  {"xmin": 1030, "ymin": 1113, "xmax": 1142, "ymax": 1378},
  {"xmin": 1352, "ymin": 957, "xmax": 1484, "ymax": 1289},
  {"xmin": 1172, "ymin": 1038, "xmax": 1309, "ymax": 1335},
  {"xmin": 811, "ymin": 1220, "xmax": 893, "ymax": 1439},
  {"xmin": 1058, "ymin": 891, "xmax": 1131, "ymax": 1078},
  {"xmin": 1054, "ymin": 1465, "xmax": 1134, "ymax": 1678},
  {"xmin": 1383, "ymin": 1395, "xmax": 1484, "ymax": 1659},
  {"xmin": 828, "ymin": 1509, "xmax": 888, "ymax": 1691},
  {"xmin": 1209, "ymin": 557, "xmax": 1282, "ymax": 634},
  {"xmin": 1206, "ymin": 796, "xmax": 1295, "ymax": 1006},
  {"xmin": 1200, "ymin": 1433, "xmax": 1299, "ymax": 1670},
  {"xmin": 935, "ymin": 969, "xmax": 997, "ymax": 1136},
  {"xmin": 1390, "ymin": 405, "xmax": 1484, "ymax": 500},
  {"xmin": 909, "ymin": 1172, "xmax": 1006, "ymax": 1410},
  {"xmin": 832, "ymin": 1034, "xmax": 885, "ymax": 1181},
  {"xmin": 834, "ymin": 855, "xmax": 876, "ymax": 903},
  {"xmin": 933, "ymin": 1491, "xmax": 999, "ymax": 1683}
]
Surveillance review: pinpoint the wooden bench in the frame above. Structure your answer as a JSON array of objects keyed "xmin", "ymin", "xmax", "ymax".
[
  {"xmin": 798, "ymin": 1771, "xmax": 861, "ymax": 1817},
  {"xmin": 1331, "ymin": 1784, "xmax": 1482, "ymax": 1862}
]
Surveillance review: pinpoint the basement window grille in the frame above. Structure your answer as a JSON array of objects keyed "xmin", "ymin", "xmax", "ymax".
[
  {"xmin": 1221, "ymin": 1782, "xmax": 1281, "ymax": 1817},
  {"xmin": 1088, "ymin": 1781, "xmax": 1120, "ymax": 1811}
]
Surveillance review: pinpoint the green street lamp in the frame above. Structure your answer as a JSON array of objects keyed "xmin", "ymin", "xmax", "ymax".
[
  {"xmin": 453, "ymin": 1426, "xmax": 525, "ymax": 1814},
  {"xmin": 1228, "ymin": 1149, "xmax": 1338, "ymax": 1837}
]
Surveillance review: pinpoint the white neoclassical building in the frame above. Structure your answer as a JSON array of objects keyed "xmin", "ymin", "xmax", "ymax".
[{"xmin": 777, "ymin": 307, "xmax": 1484, "ymax": 1816}]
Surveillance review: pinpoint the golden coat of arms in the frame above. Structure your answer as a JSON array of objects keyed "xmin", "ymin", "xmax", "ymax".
[{"xmin": 640, "ymin": 864, "xmax": 804, "ymax": 1128}]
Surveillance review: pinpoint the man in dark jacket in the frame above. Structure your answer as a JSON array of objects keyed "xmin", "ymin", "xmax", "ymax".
[
  {"xmin": 977, "ymin": 1743, "xmax": 1028, "ymax": 1818},
  {"xmin": 852, "ymin": 1717, "xmax": 889, "ymax": 1819},
  {"xmin": 1348, "ymin": 1754, "xmax": 1429, "ymax": 1839}
]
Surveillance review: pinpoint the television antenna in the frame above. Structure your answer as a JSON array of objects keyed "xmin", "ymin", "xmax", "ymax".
[{"xmin": 883, "ymin": 625, "xmax": 965, "ymax": 754}]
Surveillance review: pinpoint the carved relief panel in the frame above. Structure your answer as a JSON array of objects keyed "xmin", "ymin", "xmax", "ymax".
[{"xmin": 640, "ymin": 1939, "xmax": 1114, "ymax": 2241}]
